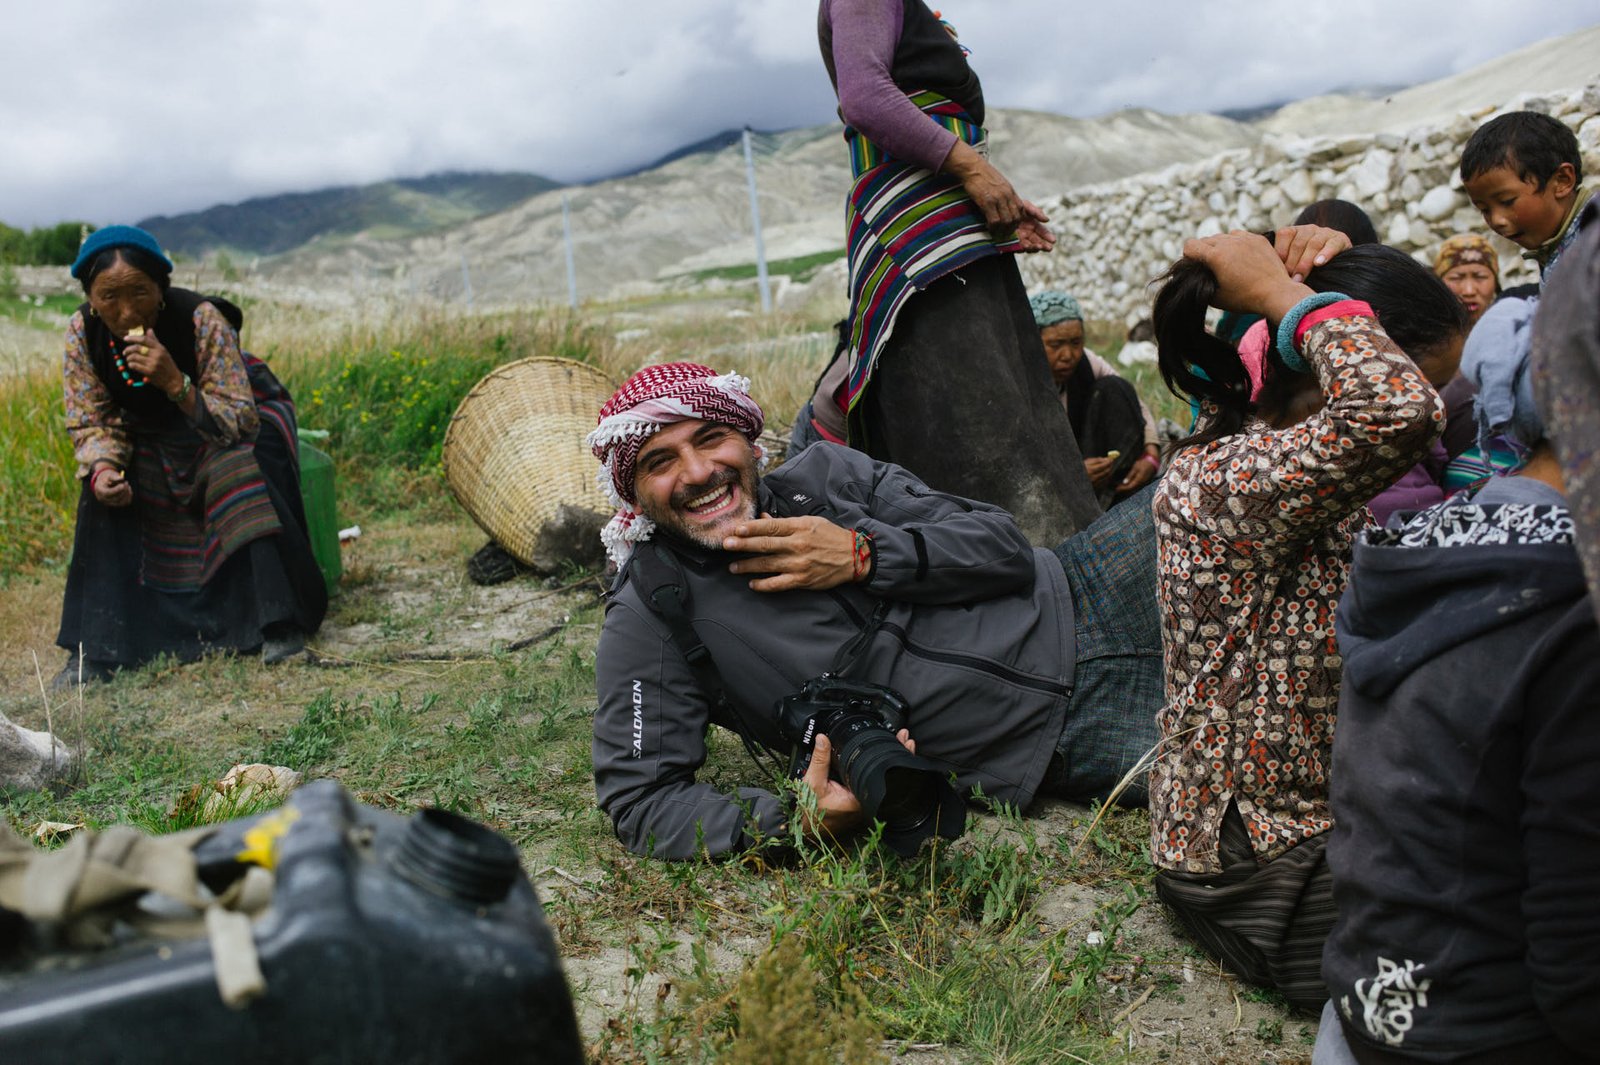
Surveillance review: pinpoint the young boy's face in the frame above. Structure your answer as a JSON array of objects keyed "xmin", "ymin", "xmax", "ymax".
[{"xmin": 1463, "ymin": 161, "xmax": 1577, "ymax": 250}]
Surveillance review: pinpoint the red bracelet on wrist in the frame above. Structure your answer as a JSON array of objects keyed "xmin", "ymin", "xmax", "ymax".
[
  {"xmin": 1140, "ymin": 452, "xmax": 1161, "ymax": 470},
  {"xmin": 852, "ymin": 528, "xmax": 875, "ymax": 582}
]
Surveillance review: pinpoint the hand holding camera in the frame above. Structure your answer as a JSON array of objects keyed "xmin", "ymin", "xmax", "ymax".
[
  {"xmin": 793, "ymin": 727, "xmax": 918, "ymax": 840},
  {"xmin": 779, "ymin": 674, "xmax": 965, "ymax": 855}
]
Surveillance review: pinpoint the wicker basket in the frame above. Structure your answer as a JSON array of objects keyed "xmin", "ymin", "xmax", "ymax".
[{"xmin": 442, "ymin": 357, "xmax": 616, "ymax": 566}]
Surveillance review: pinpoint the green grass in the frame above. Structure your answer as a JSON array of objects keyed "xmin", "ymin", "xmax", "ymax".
[
  {"xmin": 0, "ymin": 292, "xmax": 79, "ymax": 325},
  {"xmin": 0, "ymin": 370, "xmax": 79, "ymax": 574},
  {"xmin": 1, "ymin": 604, "xmax": 1161, "ymax": 1061},
  {"xmin": 0, "ymin": 307, "xmax": 611, "ymax": 575},
  {"xmin": 684, "ymin": 248, "xmax": 846, "ymax": 285},
  {"xmin": 265, "ymin": 310, "xmax": 607, "ymax": 522}
]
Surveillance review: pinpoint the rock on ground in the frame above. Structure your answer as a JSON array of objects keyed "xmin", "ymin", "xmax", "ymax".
[{"xmin": 0, "ymin": 711, "xmax": 72, "ymax": 791}]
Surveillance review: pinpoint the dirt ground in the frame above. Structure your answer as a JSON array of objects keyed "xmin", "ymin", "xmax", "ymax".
[{"xmin": 1, "ymin": 513, "xmax": 1312, "ymax": 1063}]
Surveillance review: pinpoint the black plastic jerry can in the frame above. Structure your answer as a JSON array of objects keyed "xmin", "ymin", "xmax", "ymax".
[{"xmin": 0, "ymin": 780, "xmax": 585, "ymax": 1064}]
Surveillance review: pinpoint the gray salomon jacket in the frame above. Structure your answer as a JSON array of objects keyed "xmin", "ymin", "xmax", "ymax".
[{"xmin": 592, "ymin": 443, "xmax": 1075, "ymax": 859}]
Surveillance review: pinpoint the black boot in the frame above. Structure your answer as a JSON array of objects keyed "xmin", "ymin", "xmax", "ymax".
[
  {"xmin": 50, "ymin": 653, "xmax": 115, "ymax": 692},
  {"xmin": 262, "ymin": 624, "xmax": 307, "ymax": 665}
]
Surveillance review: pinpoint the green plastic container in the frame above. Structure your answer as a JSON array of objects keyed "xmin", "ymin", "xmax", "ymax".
[{"xmin": 298, "ymin": 441, "xmax": 342, "ymax": 596}]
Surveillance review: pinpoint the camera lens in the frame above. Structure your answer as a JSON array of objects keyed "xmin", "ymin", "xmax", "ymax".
[
  {"xmin": 876, "ymin": 767, "xmax": 936, "ymax": 829},
  {"xmin": 776, "ymin": 679, "xmax": 966, "ymax": 854}
]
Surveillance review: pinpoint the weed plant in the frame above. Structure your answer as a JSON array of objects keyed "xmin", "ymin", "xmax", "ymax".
[
  {"xmin": 3, "ymin": 599, "xmax": 1161, "ymax": 1061},
  {"xmin": 0, "ymin": 369, "xmax": 78, "ymax": 574},
  {"xmin": 0, "ymin": 292, "xmax": 79, "ymax": 325}
]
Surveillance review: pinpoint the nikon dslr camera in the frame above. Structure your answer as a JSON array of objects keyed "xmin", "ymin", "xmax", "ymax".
[{"xmin": 778, "ymin": 674, "xmax": 965, "ymax": 855}]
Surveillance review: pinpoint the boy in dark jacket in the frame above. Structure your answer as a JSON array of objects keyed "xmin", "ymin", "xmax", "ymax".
[{"xmin": 1316, "ymin": 273, "xmax": 1600, "ymax": 1061}]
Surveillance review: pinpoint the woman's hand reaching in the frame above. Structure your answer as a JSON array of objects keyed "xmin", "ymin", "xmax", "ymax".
[{"xmin": 1273, "ymin": 224, "xmax": 1352, "ymax": 283}]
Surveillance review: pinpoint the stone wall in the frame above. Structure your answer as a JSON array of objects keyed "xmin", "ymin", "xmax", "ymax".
[{"xmin": 1019, "ymin": 80, "xmax": 1600, "ymax": 327}]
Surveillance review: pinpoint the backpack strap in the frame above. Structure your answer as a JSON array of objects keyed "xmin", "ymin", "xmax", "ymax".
[{"xmin": 629, "ymin": 542, "xmax": 788, "ymax": 781}]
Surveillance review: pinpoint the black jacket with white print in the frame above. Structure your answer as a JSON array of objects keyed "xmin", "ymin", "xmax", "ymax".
[{"xmin": 1323, "ymin": 475, "xmax": 1600, "ymax": 1062}]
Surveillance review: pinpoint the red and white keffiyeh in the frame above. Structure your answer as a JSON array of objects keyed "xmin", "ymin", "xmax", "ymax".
[{"xmin": 585, "ymin": 362, "xmax": 766, "ymax": 565}]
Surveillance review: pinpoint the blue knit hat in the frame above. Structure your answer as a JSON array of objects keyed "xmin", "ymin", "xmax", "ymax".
[
  {"xmin": 70, "ymin": 225, "xmax": 173, "ymax": 281},
  {"xmin": 1029, "ymin": 290, "xmax": 1083, "ymax": 327}
]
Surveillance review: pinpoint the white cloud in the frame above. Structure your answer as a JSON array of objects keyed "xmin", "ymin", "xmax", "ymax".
[{"xmin": 1, "ymin": 1, "xmax": 1594, "ymax": 227}]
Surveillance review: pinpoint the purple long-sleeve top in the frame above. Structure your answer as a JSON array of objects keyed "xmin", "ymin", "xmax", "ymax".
[{"xmin": 817, "ymin": 0, "xmax": 958, "ymax": 173}]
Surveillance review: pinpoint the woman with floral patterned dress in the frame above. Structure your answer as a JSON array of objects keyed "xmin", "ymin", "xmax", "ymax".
[
  {"xmin": 1146, "ymin": 232, "xmax": 1460, "ymax": 1012},
  {"xmin": 53, "ymin": 226, "xmax": 324, "ymax": 687}
]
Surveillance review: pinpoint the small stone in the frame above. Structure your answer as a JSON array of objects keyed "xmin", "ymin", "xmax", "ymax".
[
  {"xmin": 1578, "ymin": 115, "xmax": 1600, "ymax": 156},
  {"xmin": 1303, "ymin": 138, "xmax": 1342, "ymax": 164},
  {"xmin": 0, "ymin": 712, "xmax": 71, "ymax": 791},
  {"xmin": 1281, "ymin": 169, "xmax": 1316, "ymax": 206},
  {"xmin": 1196, "ymin": 216, "xmax": 1224, "ymax": 238},
  {"xmin": 1399, "ymin": 173, "xmax": 1424, "ymax": 201},
  {"xmin": 1350, "ymin": 149, "xmax": 1396, "ymax": 198},
  {"xmin": 1386, "ymin": 214, "xmax": 1413, "ymax": 246},
  {"xmin": 1418, "ymin": 186, "xmax": 1459, "ymax": 221}
]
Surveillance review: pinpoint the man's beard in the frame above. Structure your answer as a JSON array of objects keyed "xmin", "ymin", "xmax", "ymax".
[{"xmin": 640, "ymin": 464, "xmax": 760, "ymax": 550}]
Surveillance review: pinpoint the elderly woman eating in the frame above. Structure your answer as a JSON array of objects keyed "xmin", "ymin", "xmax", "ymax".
[
  {"xmin": 1029, "ymin": 290, "xmax": 1161, "ymax": 507},
  {"xmin": 54, "ymin": 226, "xmax": 325, "ymax": 687}
]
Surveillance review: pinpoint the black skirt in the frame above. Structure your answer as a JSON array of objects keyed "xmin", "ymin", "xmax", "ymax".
[
  {"xmin": 849, "ymin": 254, "xmax": 1103, "ymax": 544},
  {"xmin": 56, "ymin": 414, "xmax": 327, "ymax": 668}
]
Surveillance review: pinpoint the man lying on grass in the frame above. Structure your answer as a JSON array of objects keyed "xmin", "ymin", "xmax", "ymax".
[{"xmin": 586, "ymin": 362, "xmax": 1162, "ymax": 859}]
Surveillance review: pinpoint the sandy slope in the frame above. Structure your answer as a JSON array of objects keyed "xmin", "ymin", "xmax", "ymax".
[{"xmin": 1259, "ymin": 24, "xmax": 1600, "ymax": 138}]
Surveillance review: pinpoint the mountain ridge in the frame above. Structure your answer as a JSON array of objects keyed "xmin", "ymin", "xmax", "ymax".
[
  {"xmin": 138, "ymin": 24, "xmax": 1599, "ymax": 305},
  {"xmin": 139, "ymin": 170, "xmax": 561, "ymax": 258}
]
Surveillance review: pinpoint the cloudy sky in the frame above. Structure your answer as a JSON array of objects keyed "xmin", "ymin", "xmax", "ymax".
[{"xmin": 3, "ymin": 1, "xmax": 1595, "ymax": 228}]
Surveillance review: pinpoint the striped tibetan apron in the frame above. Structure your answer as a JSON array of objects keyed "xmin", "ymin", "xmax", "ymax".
[{"xmin": 841, "ymin": 90, "xmax": 1019, "ymax": 413}]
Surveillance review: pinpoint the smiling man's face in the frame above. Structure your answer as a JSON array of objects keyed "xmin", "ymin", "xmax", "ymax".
[{"xmin": 633, "ymin": 419, "xmax": 759, "ymax": 550}]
